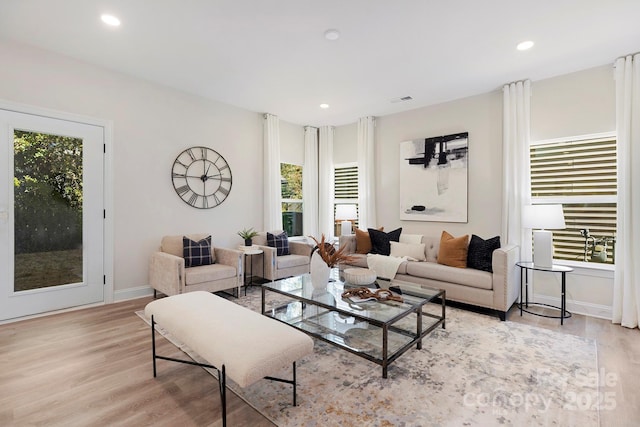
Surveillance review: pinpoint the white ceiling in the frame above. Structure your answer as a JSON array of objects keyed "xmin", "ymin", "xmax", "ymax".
[{"xmin": 1, "ymin": 0, "xmax": 639, "ymax": 126}]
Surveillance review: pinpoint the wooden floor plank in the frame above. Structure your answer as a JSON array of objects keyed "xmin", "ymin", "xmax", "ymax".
[{"xmin": 1, "ymin": 296, "xmax": 638, "ymax": 426}]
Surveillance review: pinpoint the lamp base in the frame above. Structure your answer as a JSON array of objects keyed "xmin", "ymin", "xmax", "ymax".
[
  {"xmin": 533, "ymin": 229, "xmax": 553, "ymax": 268},
  {"xmin": 340, "ymin": 220, "xmax": 352, "ymax": 236}
]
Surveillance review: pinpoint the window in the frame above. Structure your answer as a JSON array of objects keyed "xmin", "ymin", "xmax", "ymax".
[
  {"xmin": 334, "ymin": 163, "xmax": 358, "ymax": 235},
  {"xmin": 530, "ymin": 134, "xmax": 616, "ymax": 264},
  {"xmin": 280, "ymin": 163, "xmax": 303, "ymax": 237}
]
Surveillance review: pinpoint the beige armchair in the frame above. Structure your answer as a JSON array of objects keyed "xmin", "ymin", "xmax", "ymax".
[
  {"xmin": 252, "ymin": 231, "xmax": 312, "ymax": 281},
  {"xmin": 149, "ymin": 234, "xmax": 243, "ymax": 297}
]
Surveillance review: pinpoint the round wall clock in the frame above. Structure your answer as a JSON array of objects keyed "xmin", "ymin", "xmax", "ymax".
[{"xmin": 171, "ymin": 146, "xmax": 232, "ymax": 209}]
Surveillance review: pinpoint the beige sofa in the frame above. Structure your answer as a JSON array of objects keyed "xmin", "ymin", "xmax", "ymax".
[
  {"xmin": 339, "ymin": 234, "xmax": 519, "ymax": 320},
  {"xmin": 252, "ymin": 231, "xmax": 313, "ymax": 281},
  {"xmin": 149, "ymin": 234, "xmax": 243, "ymax": 297}
]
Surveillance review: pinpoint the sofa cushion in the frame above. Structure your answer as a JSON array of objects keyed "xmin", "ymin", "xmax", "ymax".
[
  {"xmin": 406, "ymin": 261, "xmax": 493, "ymax": 290},
  {"xmin": 437, "ymin": 231, "xmax": 469, "ymax": 268},
  {"xmin": 422, "ymin": 236, "xmax": 440, "ymax": 263},
  {"xmin": 390, "ymin": 241, "xmax": 426, "ymax": 261},
  {"xmin": 183, "ymin": 235, "xmax": 215, "ymax": 267},
  {"xmin": 276, "ymin": 254, "xmax": 309, "ymax": 269},
  {"xmin": 185, "ymin": 263, "xmax": 235, "ymax": 285},
  {"xmin": 267, "ymin": 231, "xmax": 290, "ymax": 256},
  {"xmin": 467, "ymin": 234, "xmax": 501, "ymax": 273},
  {"xmin": 368, "ymin": 227, "xmax": 402, "ymax": 256}
]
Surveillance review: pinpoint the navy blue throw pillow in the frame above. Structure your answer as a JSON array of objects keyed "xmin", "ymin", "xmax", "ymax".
[
  {"xmin": 267, "ymin": 231, "xmax": 290, "ymax": 256},
  {"xmin": 368, "ymin": 227, "xmax": 402, "ymax": 256},
  {"xmin": 466, "ymin": 234, "xmax": 501, "ymax": 272},
  {"xmin": 183, "ymin": 235, "xmax": 213, "ymax": 268}
]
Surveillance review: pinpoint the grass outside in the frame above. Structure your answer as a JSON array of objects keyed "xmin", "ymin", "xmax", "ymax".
[{"xmin": 14, "ymin": 248, "xmax": 83, "ymax": 291}]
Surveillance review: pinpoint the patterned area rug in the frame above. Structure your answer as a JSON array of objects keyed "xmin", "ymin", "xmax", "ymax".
[{"xmin": 139, "ymin": 287, "xmax": 600, "ymax": 426}]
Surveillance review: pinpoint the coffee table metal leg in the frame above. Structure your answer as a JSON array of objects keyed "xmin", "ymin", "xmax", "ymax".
[
  {"xmin": 416, "ymin": 308, "xmax": 423, "ymax": 349},
  {"xmin": 382, "ymin": 324, "xmax": 388, "ymax": 378}
]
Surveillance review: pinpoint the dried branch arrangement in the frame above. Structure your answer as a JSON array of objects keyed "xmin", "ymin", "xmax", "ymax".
[{"xmin": 309, "ymin": 234, "xmax": 356, "ymax": 267}]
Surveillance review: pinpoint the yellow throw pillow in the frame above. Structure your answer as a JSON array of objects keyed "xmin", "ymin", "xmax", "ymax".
[{"xmin": 437, "ymin": 231, "xmax": 469, "ymax": 268}]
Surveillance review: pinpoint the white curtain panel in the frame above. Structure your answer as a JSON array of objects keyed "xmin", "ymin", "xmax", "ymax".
[
  {"xmin": 263, "ymin": 113, "xmax": 283, "ymax": 232},
  {"xmin": 318, "ymin": 126, "xmax": 335, "ymax": 240},
  {"xmin": 357, "ymin": 116, "xmax": 377, "ymax": 229},
  {"xmin": 613, "ymin": 54, "xmax": 640, "ymax": 329},
  {"xmin": 501, "ymin": 80, "xmax": 532, "ymax": 262},
  {"xmin": 302, "ymin": 126, "xmax": 319, "ymax": 239}
]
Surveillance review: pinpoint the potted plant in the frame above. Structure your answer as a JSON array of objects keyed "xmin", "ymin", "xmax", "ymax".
[{"xmin": 237, "ymin": 227, "xmax": 259, "ymax": 247}]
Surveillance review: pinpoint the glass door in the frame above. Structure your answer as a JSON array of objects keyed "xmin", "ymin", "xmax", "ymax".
[{"xmin": 0, "ymin": 110, "xmax": 104, "ymax": 320}]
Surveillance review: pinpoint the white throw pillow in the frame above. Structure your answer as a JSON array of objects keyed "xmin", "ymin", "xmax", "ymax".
[
  {"xmin": 399, "ymin": 233, "xmax": 423, "ymax": 244},
  {"xmin": 390, "ymin": 241, "xmax": 426, "ymax": 261}
]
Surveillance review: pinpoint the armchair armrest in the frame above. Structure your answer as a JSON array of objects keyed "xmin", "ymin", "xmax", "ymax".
[
  {"xmin": 289, "ymin": 241, "xmax": 313, "ymax": 257},
  {"xmin": 149, "ymin": 251, "xmax": 185, "ymax": 296},
  {"xmin": 491, "ymin": 244, "xmax": 519, "ymax": 312},
  {"xmin": 213, "ymin": 247, "xmax": 244, "ymax": 286}
]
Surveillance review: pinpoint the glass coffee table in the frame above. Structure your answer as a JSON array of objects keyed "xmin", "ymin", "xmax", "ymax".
[{"xmin": 261, "ymin": 270, "xmax": 445, "ymax": 378}]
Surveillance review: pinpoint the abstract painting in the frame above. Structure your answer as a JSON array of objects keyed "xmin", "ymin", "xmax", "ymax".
[{"xmin": 399, "ymin": 132, "xmax": 468, "ymax": 222}]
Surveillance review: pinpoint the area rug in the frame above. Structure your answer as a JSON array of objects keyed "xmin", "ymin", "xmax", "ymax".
[{"xmin": 138, "ymin": 288, "xmax": 600, "ymax": 426}]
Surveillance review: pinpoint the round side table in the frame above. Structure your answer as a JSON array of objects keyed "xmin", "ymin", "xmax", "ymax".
[
  {"xmin": 239, "ymin": 246, "xmax": 264, "ymax": 295},
  {"xmin": 516, "ymin": 261, "xmax": 573, "ymax": 325}
]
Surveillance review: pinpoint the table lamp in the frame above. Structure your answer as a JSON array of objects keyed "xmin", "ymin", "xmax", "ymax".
[
  {"xmin": 335, "ymin": 204, "xmax": 358, "ymax": 236},
  {"xmin": 522, "ymin": 204, "xmax": 566, "ymax": 268}
]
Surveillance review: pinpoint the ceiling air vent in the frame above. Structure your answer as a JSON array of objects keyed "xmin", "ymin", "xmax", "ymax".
[{"xmin": 391, "ymin": 96, "xmax": 413, "ymax": 103}]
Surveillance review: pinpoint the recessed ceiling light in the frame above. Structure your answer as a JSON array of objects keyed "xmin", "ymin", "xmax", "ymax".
[
  {"xmin": 324, "ymin": 29, "xmax": 340, "ymax": 41},
  {"xmin": 101, "ymin": 14, "xmax": 121, "ymax": 27},
  {"xmin": 517, "ymin": 40, "xmax": 534, "ymax": 51},
  {"xmin": 319, "ymin": 103, "xmax": 330, "ymax": 109}
]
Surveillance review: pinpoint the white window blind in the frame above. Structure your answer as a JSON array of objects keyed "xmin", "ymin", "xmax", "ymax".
[
  {"xmin": 334, "ymin": 163, "xmax": 359, "ymax": 234},
  {"xmin": 530, "ymin": 135, "xmax": 617, "ymax": 264}
]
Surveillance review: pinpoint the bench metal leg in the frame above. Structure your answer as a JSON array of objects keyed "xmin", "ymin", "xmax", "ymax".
[
  {"xmin": 150, "ymin": 318, "xmax": 297, "ymax": 426},
  {"xmin": 151, "ymin": 315, "xmax": 157, "ymax": 377},
  {"xmin": 218, "ymin": 366, "xmax": 227, "ymax": 427},
  {"xmin": 264, "ymin": 361, "xmax": 298, "ymax": 406}
]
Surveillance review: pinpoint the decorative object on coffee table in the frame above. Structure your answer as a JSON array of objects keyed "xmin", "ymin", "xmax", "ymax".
[
  {"xmin": 237, "ymin": 227, "xmax": 259, "ymax": 247},
  {"xmin": 343, "ymin": 268, "xmax": 377, "ymax": 285},
  {"xmin": 309, "ymin": 234, "xmax": 355, "ymax": 289}
]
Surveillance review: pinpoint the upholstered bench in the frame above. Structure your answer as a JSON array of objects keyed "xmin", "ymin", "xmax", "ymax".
[{"xmin": 145, "ymin": 291, "xmax": 314, "ymax": 427}]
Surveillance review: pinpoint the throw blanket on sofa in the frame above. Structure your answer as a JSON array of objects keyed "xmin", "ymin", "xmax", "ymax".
[{"xmin": 367, "ymin": 254, "xmax": 406, "ymax": 280}]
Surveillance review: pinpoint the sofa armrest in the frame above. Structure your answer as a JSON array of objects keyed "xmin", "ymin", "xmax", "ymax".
[
  {"xmin": 338, "ymin": 235, "xmax": 357, "ymax": 254},
  {"xmin": 214, "ymin": 247, "xmax": 243, "ymax": 284},
  {"xmin": 149, "ymin": 251, "xmax": 185, "ymax": 296},
  {"xmin": 289, "ymin": 241, "xmax": 313, "ymax": 257},
  {"xmin": 491, "ymin": 244, "xmax": 519, "ymax": 312}
]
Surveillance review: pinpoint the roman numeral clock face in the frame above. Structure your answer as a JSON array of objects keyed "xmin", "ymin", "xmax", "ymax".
[{"xmin": 171, "ymin": 146, "xmax": 232, "ymax": 209}]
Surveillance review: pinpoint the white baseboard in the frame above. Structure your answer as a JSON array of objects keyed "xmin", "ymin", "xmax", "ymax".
[
  {"xmin": 114, "ymin": 285, "xmax": 154, "ymax": 302},
  {"xmin": 533, "ymin": 293, "xmax": 612, "ymax": 320}
]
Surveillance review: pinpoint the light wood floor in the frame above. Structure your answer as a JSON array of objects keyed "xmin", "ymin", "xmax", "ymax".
[{"xmin": 1, "ymin": 297, "xmax": 638, "ymax": 426}]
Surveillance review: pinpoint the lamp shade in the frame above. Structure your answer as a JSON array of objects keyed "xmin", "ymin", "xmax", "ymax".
[
  {"xmin": 335, "ymin": 204, "xmax": 358, "ymax": 221},
  {"xmin": 522, "ymin": 204, "xmax": 566, "ymax": 230}
]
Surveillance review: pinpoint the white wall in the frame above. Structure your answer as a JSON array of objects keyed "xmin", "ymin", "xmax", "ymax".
[
  {"xmin": 0, "ymin": 40, "xmax": 264, "ymax": 299},
  {"xmin": 334, "ymin": 123, "xmax": 357, "ymax": 164},
  {"xmin": 334, "ymin": 64, "xmax": 616, "ymax": 318},
  {"xmin": 334, "ymin": 92, "xmax": 504, "ymax": 239},
  {"xmin": 280, "ymin": 120, "xmax": 304, "ymax": 165}
]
